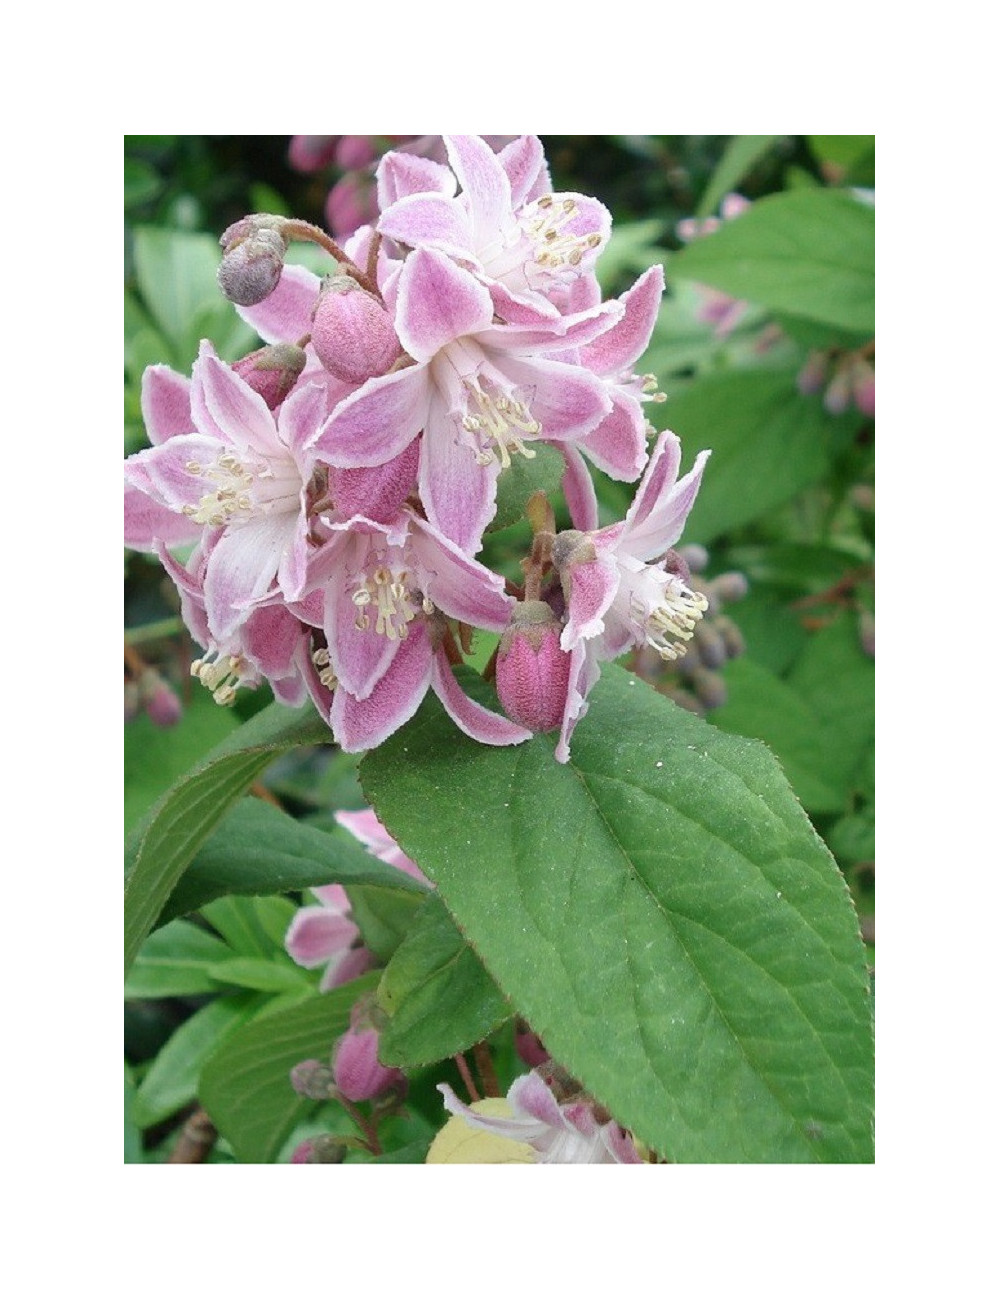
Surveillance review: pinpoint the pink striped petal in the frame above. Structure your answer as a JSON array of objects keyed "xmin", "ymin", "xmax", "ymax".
[
  {"xmin": 312, "ymin": 362, "xmax": 430, "ymax": 468},
  {"xmin": 418, "ymin": 394, "xmax": 499, "ymax": 554},
  {"xmin": 560, "ymin": 446, "xmax": 600, "ymax": 533},
  {"xmin": 576, "ymin": 392, "xmax": 649, "ymax": 481},
  {"xmin": 430, "ymin": 648, "xmax": 532, "ymax": 746},
  {"xmin": 376, "ymin": 152, "xmax": 456, "ymax": 209},
  {"xmin": 285, "ymin": 907, "xmax": 359, "ymax": 967},
  {"xmin": 395, "ymin": 249, "xmax": 494, "ymax": 361},
  {"xmin": 194, "ymin": 351, "xmax": 280, "ymax": 456},
  {"xmin": 202, "ymin": 515, "xmax": 290, "ymax": 640},
  {"xmin": 408, "ymin": 516, "xmax": 512, "ymax": 631},
  {"xmin": 235, "ymin": 263, "xmax": 321, "ymax": 344},
  {"xmin": 141, "ymin": 365, "xmax": 193, "ymax": 445},
  {"xmin": 378, "ymin": 193, "xmax": 475, "ymax": 261},
  {"xmin": 443, "ymin": 135, "xmax": 513, "ymax": 247},
  {"xmin": 497, "ymin": 356, "xmax": 611, "ymax": 441},
  {"xmin": 499, "ymin": 135, "xmax": 547, "ymax": 207},
  {"xmin": 582, "ymin": 265, "xmax": 664, "ymax": 376},
  {"xmin": 331, "ymin": 622, "xmax": 434, "ymax": 751},
  {"xmin": 559, "ymin": 548, "xmax": 622, "ymax": 650},
  {"xmin": 623, "ymin": 436, "xmax": 710, "ymax": 560}
]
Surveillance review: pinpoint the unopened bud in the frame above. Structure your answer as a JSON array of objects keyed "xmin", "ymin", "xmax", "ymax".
[
  {"xmin": 333, "ymin": 1025, "xmax": 407, "ymax": 1103},
  {"xmin": 336, "ymin": 136, "xmax": 378, "ymax": 170},
  {"xmin": 290, "ymin": 1135, "xmax": 348, "ymax": 1164},
  {"xmin": 823, "ymin": 361, "xmax": 853, "ymax": 415},
  {"xmin": 797, "ymin": 350, "xmax": 831, "ymax": 396},
  {"xmin": 710, "ymin": 571, "xmax": 749, "ymax": 604},
  {"xmin": 290, "ymin": 1059, "xmax": 337, "ymax": 1101},
  {"xmin": 311, "ymin": 275, "xmax": 401, "ymax": 384},
  {"xmin": 515, "ymin": 1020, "xmax": 551, "ymax": 1068},
  {"xmin": 325, "ymin": 173, "xmax": 375, "ymax": 239},
  {"xmin": 689, "ymin": 667, "xmax": 728, "ymax": 711},
  {"xmin": 714, "ymin": 615, "xmax": 746, "ymax": 660},
  {"xmin": 138, "ymin": 668, "xmax": 182, "ymax": 728},
  {"xmin": 691, "ymin": 621, "xmax": 728, "ymax": 670},
  {"xmin": 231, "ymin": 343, "xmax": 307, "ymax": 409},
  {"xmin": 676, "ymin": 543, "xmax": 709, "ymax": 575},
  {"xmin": 217, "ymin": 216, "xmax": 289, "ymax": 307},
  {"xmin": 851, "ymin": 357, "xmax": 875, "ymax": 417},
  {"xmin": 496, "ymin": 601, "xmax": 572, "ymax": 733}
]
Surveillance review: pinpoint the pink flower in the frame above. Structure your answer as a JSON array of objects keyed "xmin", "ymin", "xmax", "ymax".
[
  {"xmin": 677, "ymin": 193, "xmax": 752, "ymax": 339},
  {"xmin": 312, "ymin": 248, "xmax": 619, "ymax": 554},
  {"xmin": 377, "ymin": 134, "xmax": 605, "ymax": 324},
  {"xmin": 335, "ymin": 808, "xmax": 429, "ymax": 886},
  {"xmin": 124, "ymin": 341, "xmax": 327, "ymax": 643},
  {"xmin": 285, "ymin": 883, "xmax": 375, "ymax": 991},
  {"xmin": 438, "ymin": 1071, "xmax": 642, "ymax": 1164},
  {"xmin": 552, "ymin": 429, "xmax": 710, "ymax": 762},
  {"xmin": 297, "ymin": 506, "xmax": 533, "ymax": 751}
]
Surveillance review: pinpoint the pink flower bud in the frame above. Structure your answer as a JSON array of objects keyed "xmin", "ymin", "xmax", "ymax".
[
  {"xmin": 288, "ymin": 135, "xmax": 339, "ymax": 173},
  {"xmin": 333, "ymin": 1025, "xmax": 406, "ymax": 1103},
  {"xmin": 851, "ymin": 357, "xmax": 875, "ymax": 417},
  {"xmin": 515, "ymin": 1022, "xmax": 550, "ymax": 1068},
  {"xmin": 290, "ymin": 1136, "xmax": 347, "ymax": 1163},
  {"xmin": 217, "ymin": 217, "xmax": 289, "ymax": 307},
  {"xmin": 324, "ymin": 173, "xmax": 375, "ymax": 239},
  {"xmin": 138, "ymin": 668, "xmax": 182, "ymax": 728},
  {"xmin": 797, "ymin": 350, "xmax": 830, "ymax": 396},
  {"xmin": 310, "ymin": 274, "xmax": 401, "ymax": 384},
  {"xmin": 335, "ymin": 136, "xmax": 378, "ymax": 170},
  {"xmin": 231, "ymin": 343, "xmax": 307, "ymax": 410},
  {"xmin": 496, "ymin": 600, "xmax": 572, "ymax": 734}
]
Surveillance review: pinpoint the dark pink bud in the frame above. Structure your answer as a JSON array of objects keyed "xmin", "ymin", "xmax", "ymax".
[
  {"xmin": 311, "ymin": 274, "xmax": 401, "ymax": 384},
  {"xmin": 515, "ymin": 1023, "xmax": 551, "ymax": 1068},
  {"xmin": 325, "ymin": 173, "xmax": 375, "ymax": 238},
  {"xmin": 290, "ymin": 1135, "xmax": 347, "ymax": 1163},
  {"xmin": 231, "ymin": 343, "xmax": 307, "ymax": 410},
  {"xmin": 335, "ymin": 136, "xmax": 378, "ymax": 170},
  {"xmin": 218, "ymin": 217, "xmax": 289, "ymax": 307},
  {"xmin": 138, "ymin": 669, "xmax": 182, "ymax": 728},
  {"xmin": 496, "ymin": 601, "xmax": 572, "ymax": 734},
  {"xmin": 288, "ymin": 135, "xmax": 339, "ymax": 173},
  {"xmin": 333, "ymin": 1025, "xmax": 406, "ymax": 1103},
  {"xmin": 797, "ymin": 350, "xmax": 831, "ymax": 396}
]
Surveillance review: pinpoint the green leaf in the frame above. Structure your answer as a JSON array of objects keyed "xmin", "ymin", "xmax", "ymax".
[
  {"xmin": 665, "ymin": 369, "xmax": 853, "ymax": 543},
  {"xmin": 204, "ymin": 958, "xmax": 314, "ymax": 994},
  {"xmin": 124, "ymin": 158, "xmax": 165, "ymax": 208},
  {"xmin": 711, "ymin": 618, "xmax": 874, "ymax": 815},
  {"xmin": 131, "ymin": 993, "xmax": 263, "ymax": 1129},
  {"xmin": 200, "ymin": 974, "xmax": 378, "ymax": 1164},
  {"xmin": 200, "ymin": 895, "xmax": 279, "ymax": 958},
  {"xmin": 696, "ymin": 136, "xmax": 780, "ymax": 218},
  {"xmin": 488, "ymin": 444, "xmax": 566, "ymax": 534},
  {"xmin": 361, "ymin": 666, "xmax": 873, "ymax": 1163},
  {"xmin": 158, "ymin": 796, "xmax": 427, "ymax": 928},
  {"xmin": 808, "ymin": 135, "xmax": 875, "ymax": 170},
  {"xmin": 377, "ymin": 894, "xmax": 511, "ymax": 1066},
  {"xmin": 125, "ymin": 1065, "xmax": 145, "ymax": 1163},
  {"xmin": 125, "ymin": 919, "xmax": 234, "ymax": 999},
  {"xmin": 132, "ymin": 226, "xmax": 228, "ymax": 353},
  {"xmin": 668, "ymin": 189, "xmax": 875, "ymax": 333},
  {"xmin": 124, "ymin": 701, "xmax": 332, "ymax": 975},
  {"xmin": 344, "ymin": 884, "xmax": 425, "ymax": 963},
  {"xmin": 772, "ymin": 311, "xmax": 873, "ymax": 354},
  {"xmin": 124, "ymin": 690, "xmax": 242, "ymax": 836}
]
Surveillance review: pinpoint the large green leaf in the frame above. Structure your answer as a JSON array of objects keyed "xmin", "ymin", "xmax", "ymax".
[
  {"xmin": 159, "ymin": 796, "xmax": 427, "ymax": 927},
  {"xmin": 125, "ymin": 919, "xmax": 235, "ymax": 999},
  {"xmin": 361, "ymin": 666, "xmax": 873, "ymax": 1163},
  {"xmin": 665, "ymin": 369, "xmax": 855, "ymax": 543},
  {"xmin": 124, "ymin": 702, "xmax": 332, "ymax": 975},
  {"xmin": 668, "ymin": 189, "xmax": 875, "ymax": 333},
  {"xmin": 132, "ymin": 226, "xmax": 227, "ymax": 353},
  {"xmin": 377, "ymin": 894, "xmax": 511, "ymax": 1066},
  {"xmin": 199, "ymin": 974, "xmax": 378, "ymax": 1164}
]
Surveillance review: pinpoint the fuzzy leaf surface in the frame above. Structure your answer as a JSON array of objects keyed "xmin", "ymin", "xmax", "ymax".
[{"xmin": 361, "ymin": 666, "xmax": 874, "ymax": 1163}]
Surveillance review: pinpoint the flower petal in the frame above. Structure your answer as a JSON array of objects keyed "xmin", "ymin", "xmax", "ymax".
[
  {"xmin": 312, "ymin": 363, "xmax": 430, "ymax": 468},
  {"xmin": 285, "ymin": 907, "xmax": 359, "ymax": 968},
  {"xmin": 430, "ymin": 648, "xmax": 532, "ymax": 747},
  {"xmin": 575, "ymin": 391, "xmax": 649, "ymax": 481},
  {"xmin": 408, "ymin": 515, "xmax": 512, "ymax": 631},
  {"xmin": 378, "ymin": 193, "xmax": 475, "ymax": 261},
  {"xmin": 582, "ymin": 264, "xmax": 664, "ymax": 376},
  {"xmin": 141, "ymin": 364, "xmax": 193, "ymax": 445},
  {"xmin": 194, "ymin": 349, "xmax": 281, "ymax": 456},
  {"xmin": 331, "ymin": 621, "xmax": 433, "ymax": 751},
  {"xmin": 443, "ymin": 134, "xmax": 513, "ymax": 248},
  {"xmin": 418, "ymin": 391, "xmax": 499, "ymax": 554},
  {"xmin": 395, "ymin": 248, "xmax": 494, "ymax": 361},
  {"xmin": 623, "ymin": 435, "xmax": 710, "ymax": 559},
  {"xmin": 560, "ymin": 445, "xmax": 600, "ymax": 533},
  {"xmin": 235, "ymin": 263, "xmax": 321, "ymax": 344}
]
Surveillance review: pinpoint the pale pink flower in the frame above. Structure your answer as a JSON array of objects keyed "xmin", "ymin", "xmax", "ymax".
[
  {"xmin": 552, "ymin": 429, "xmax": 710, "ymax": 762},
  {"xmin": 335, "ymin": 808, "xmax": 429, "ymax": 887},
  {"xmin": 285, "ymin": 883, "xmax": 375, "ymax": 991},
  {"xmin": 312, "ymin": 248, "xmax": 619, "ymax": 553},
  {"xmin": 438, "ymin": 1072, "xmax": 642, "ymax": 1164}
]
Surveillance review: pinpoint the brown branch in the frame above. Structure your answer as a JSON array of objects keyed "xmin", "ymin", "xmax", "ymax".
[
  {"xmin": 472, "ymin": 1042, "xmax": 500, "ymax": 1098},
  {"xmin": 453, "ymin": 1053, "xmax": 480, "ymax": 1103}
]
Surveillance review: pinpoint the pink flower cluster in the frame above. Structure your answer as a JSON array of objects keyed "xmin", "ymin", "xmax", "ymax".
[{"xmin": 123, "ymin": 135, "xmax": 710, "ymax": 761}]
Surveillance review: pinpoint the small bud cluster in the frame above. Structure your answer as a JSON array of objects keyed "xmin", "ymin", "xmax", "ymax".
[
  {"xmin": 797, "ymin": 346, "xmax": 875, "ymax": 417},
  {"xmin": 124, "ymin": 660, "xmax": 183, "ymax": 729},
  {"xmin": 125, "ymin": 135, "xmax": 711, "ymax": 764},
  {"xmin": 634, "ymin": 544, "xmax": 749, "ymax": 715}
]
